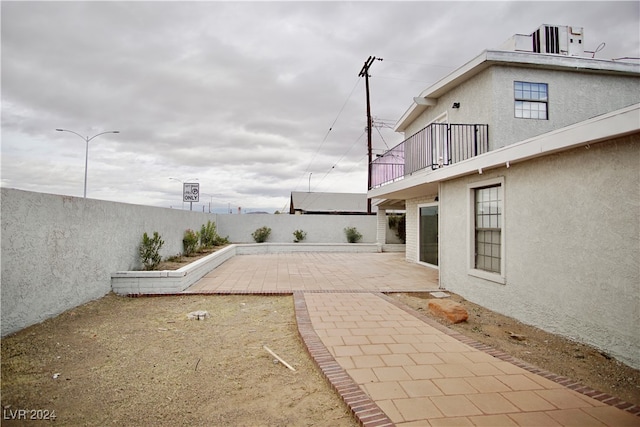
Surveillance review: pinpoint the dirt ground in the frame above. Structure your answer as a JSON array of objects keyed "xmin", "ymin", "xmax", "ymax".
[
  {"xmin": 3, "ymin": 250, "xmax": 639, "ymax": 426},
  {"xmin": 389, "ymin": 292, "xmax": 640, "ymax": 407},
  {"xmin": 154, "ymin": 247, "xmax": 222, "ymax": 271},
  {"xmin": 1, "ymin": 294, "xmax": 357, "ymax": 426}
]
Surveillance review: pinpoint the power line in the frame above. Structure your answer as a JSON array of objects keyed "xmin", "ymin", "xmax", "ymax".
[
  {"xmin": 375, "ymin": 126, "xmax": 390, "ymax": 151},
  {"xmin": 310, "ymin": 131, "xmax": 365, "ymax": 192},
  {"xmin": 382, "ymin": 58, "xmax": 456, "ymax": 69},
  {"xmin": 294, "ymin": 76, "xmax": 362, "ymax": 192},
  {"xmin": 374, "ymin": 75, "xmax": 433, "ymax": 84}
]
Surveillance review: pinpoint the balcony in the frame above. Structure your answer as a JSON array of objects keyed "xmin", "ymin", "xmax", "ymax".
[{"xmin": 371, "ymin": 123, "xmax": 489, "ymax": 189}]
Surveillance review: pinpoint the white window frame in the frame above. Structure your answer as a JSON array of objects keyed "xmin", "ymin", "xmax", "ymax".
[
  {"xmin": 467, "ymin": 177, "xmax": 506, "ymax": 284},
  {"xmin": 514, "ymin": 81, "xmax": 548, "ymax": 120}
]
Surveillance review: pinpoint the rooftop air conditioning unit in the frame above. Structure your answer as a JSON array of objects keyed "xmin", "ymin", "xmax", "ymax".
[{"xmin": 500, "ymin": 24, "xmax": 585, "ymax": 57}]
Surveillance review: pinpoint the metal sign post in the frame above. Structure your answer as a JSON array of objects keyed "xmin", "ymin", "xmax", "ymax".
[{"xmin": 183, "ymin": 183, "xmax": 200, "ymax": 211}]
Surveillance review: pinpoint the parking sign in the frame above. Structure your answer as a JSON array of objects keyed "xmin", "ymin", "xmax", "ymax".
[{"xmin": 183, "ymin": 183, "xmax": 200, "ymax": 202}]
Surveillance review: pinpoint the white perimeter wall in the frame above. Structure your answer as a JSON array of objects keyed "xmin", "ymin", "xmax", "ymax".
[
  {"xmin": 216, "ymin": 213, "xmax": 376, "ymax": 244},
  {"xmin": 438, "ymin": 135, "xmax": 640, "ymax": 369},
  {"xmin": 1, "ymin": 188, "xmax": 376, "ymax": 336}
]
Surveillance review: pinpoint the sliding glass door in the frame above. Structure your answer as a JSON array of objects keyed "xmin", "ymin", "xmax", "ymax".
[{"xmin": 419, "ymin": 204, "xmax": 438, "ymax": 266}]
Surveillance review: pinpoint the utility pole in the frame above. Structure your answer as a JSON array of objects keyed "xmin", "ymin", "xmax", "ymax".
[{"xmin": 358, "ymin": 56, "xmax": 382, "ymax": 214}]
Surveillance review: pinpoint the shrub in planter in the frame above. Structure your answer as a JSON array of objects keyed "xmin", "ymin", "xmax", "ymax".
[
  {"xmin": 252, "ymin": 226, "xmax": 271, "ymax": 243},
  {"xmin": 139, "ymin": 231, "xmax": 164, "ymax": 270},
  {"xmin": 199, "ymin": 220, "xmax": 229, "ymax": 248},
  {"xmin": 183, "ymin": 229, "xmax": 199, "ymax": 256},
  {"xmin": 344, "ymin": 226, "xmax": 362, "ymax": 243},
  {"xmin": 293, "ymin": 229, "xmax": 307, "ymax": 243}
]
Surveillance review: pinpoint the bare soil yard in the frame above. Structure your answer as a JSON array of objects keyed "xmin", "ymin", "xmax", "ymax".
[
  {"xmin": 3, "ymin": 250, "xmax": 638, "ymax": 426},
  {"xmin": 390, "ymin": 292, "xmax": 640, "ymax": 407},
  {"xmin": 1, "ymin": 294, "xmax": 356, "ymax": 426}
]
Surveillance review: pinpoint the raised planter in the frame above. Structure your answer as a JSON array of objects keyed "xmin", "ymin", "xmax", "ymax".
[
  {"xmin": 111, "ymin": 243, "xmax": 381, "ymax": 295},
  {"xmin": 111, "ymin": 245, "xmax": 236, "ymax": 295}
]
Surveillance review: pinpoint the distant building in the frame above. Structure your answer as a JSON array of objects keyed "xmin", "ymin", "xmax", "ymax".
[{"xmin": 289, "ymin": 192, "xmax": 376, "ymax": 215}]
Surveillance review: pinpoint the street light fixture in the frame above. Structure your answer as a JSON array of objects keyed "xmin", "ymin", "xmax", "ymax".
[{"xmin": 55, "ymin": 128, "xmax": 120, "ymax": 198}]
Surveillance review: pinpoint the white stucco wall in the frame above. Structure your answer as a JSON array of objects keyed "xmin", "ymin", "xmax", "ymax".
[
  {"xmin": 0, "ymin": 189, "xmax": 217, "ymax": 337},
  {"xmin": 438, "ymin": 135, "xmax": 640, "ymax": 369},
  {"xmin": 216, "ymin": 214, "xmax": 376, "ymax": 243},
  {"xmin": 1, "ymin": 189, "xmax": 378, "ymax": 336}
]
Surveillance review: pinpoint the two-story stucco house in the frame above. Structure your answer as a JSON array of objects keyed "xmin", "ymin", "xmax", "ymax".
[{"xmin": 369, "ymin": 25, "xmax": 640, "ymax": 369}]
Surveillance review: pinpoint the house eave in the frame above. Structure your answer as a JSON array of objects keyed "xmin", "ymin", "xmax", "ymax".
[
  {"xmin": 375, "ymin": 103, "xmax": 640, "ymax": 200},
  {"xmin": 395, "ymin": 50, "xmax": 640, "ymax": 132}
]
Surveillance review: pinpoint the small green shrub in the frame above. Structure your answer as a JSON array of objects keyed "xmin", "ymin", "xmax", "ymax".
[
  {"xmin": 183, "ymin": 229, "xmax": 199, "ymax": 256},
  {"xmin": 344, "ymin": 227, "xmax": 362, "ymax": 243},
  {"xmin": 252, "ymin": 226, "xmax": 271, "ymax": 243},
  {"xmin": 293, "ymin": 229, "xmax": 307, "ymax": 243},
  {"xmin": 200, "ymin": 220, "xmax": 228, "ymax": 248},
  {"xmin": 139, "ymin": 231, "xmax": 164, "ymax": 270}
]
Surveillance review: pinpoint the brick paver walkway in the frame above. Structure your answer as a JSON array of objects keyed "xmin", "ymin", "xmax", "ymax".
[
  {"xmin": 299, "ymin": 292, "xmax": 640, "ymax": 427},
  {"xmin": 184, "ymin": 253, "xmax": 640, "ymax": 426}
]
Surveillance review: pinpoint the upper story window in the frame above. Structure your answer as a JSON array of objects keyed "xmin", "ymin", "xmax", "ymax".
[{"xmin": 514, "ymin": 81, "xmax": 548, "ymax": 120}]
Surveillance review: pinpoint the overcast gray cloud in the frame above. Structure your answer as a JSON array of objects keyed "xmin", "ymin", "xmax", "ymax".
[{"xmin": 2, "ymin": 1, "xmax": 639, "ymax": 212}]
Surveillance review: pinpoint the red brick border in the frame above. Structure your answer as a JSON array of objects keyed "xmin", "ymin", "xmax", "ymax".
[
  {"xmin": 293, "ymin": 292, "xmax": 395, "ymax": 427},
  {"xmin": 378, "ymin": 292, "xmax": 640, "ymax": 418}
]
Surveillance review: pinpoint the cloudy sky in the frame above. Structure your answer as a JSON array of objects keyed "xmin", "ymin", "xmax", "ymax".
[{"xmin": 2, "ymin": 1, "xmax": 638, "ymax": 213}]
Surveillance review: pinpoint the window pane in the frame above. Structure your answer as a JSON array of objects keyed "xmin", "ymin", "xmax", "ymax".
[
  {"xmin": 492, "ymin": 242, "xmax": 500, "ymax": 257},
  {"xmin": 474, "ymin": 186, "xmax": 502, "ymax": 273},
  {"xmin": 477, "ymin": 257, "xmax": 485, "ymax": 270},
  {"xmin": 490, "ymin": 187, "xmax": 497, "ymax": 200},
  {"xmin": 515, "ymin": 82, "xmax": 548, "ymax": 120}
]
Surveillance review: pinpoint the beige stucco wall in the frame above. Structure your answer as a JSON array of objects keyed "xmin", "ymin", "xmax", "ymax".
[{"xmin": 438, "ymin": 134, "xmax": 640, "ymax": 369}]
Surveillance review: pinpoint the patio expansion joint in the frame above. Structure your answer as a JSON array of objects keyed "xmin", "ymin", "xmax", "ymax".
[{"xmin": 293, "ymin": 291, "xmax": 395, "ymax": 427}]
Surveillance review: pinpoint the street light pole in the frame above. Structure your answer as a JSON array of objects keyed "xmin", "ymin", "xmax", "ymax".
[{"xmin": 56, "ymin": 128, "xmax": 120, "ymax": 198}]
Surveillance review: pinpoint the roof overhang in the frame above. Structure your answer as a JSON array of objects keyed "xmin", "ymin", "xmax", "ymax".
[
  {"xmin": 373, "ymin": 103, "xmax": 640, "ymax": 201},
  {"xmin": 395, "ymin": 50, "xmax": 640, "ymax": 133},
  {"xmin": 371, "ymin": 198, "xmax": 407, "ymax": 210}
]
